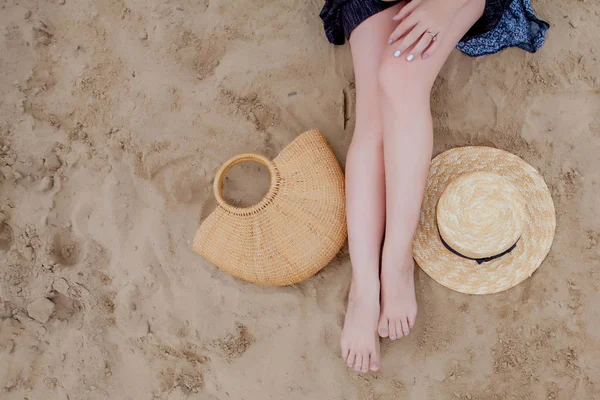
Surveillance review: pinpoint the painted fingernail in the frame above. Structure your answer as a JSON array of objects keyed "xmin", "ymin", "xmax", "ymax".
[
  {"xmin": 388, "ymin": 38, "xmax": 393, "ymax": 45},
  {"xmin": 407, "ymin": 54, "xmax": 415, "ymax": 62},
  {"xmin": 423, "ymin": 54, "xmax": 429, "ymax": 59},
  {"xmin": 394, "ymin": 50, "xmax": 401, "ymax": 58}
]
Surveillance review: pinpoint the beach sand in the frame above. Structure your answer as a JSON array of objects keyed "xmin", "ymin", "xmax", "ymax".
[{"xmin": 1, "ymin": 0, "xmax": 600, "ymax": 398}]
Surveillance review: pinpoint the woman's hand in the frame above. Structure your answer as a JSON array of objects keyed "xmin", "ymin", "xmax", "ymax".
[{"xmin": 388, "ymin": 0, "xmax": 468, "ymax": 61}]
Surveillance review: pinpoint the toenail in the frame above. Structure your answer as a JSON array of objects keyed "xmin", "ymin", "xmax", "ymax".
[
  {"xmin": 390, "ymin": 335, "xmax": 396, "ymax": 340},
  {"xmin": 371, "ymin": 362, "xmax": 378, "ymax": 369},
  {"xmin": 381, "ymin": 329, "xmax": 388, "ymax": 335},
  {"xmin": 355, "ymin": 365, "xmax": 361, "ymax": 371}
]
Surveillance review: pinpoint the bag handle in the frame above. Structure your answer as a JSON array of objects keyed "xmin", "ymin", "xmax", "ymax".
[{"xmin": 213, "ymin": 153, "xmax": 281, "ymax": 215}]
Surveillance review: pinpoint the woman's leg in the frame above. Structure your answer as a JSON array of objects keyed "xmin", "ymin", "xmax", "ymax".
[
  {"xmin": 376, "ymin": 0, "xmax": 485, "ymax": 340},
  {"xmin": 341, "ymin": 4, "xmax": 406, "ymax": 373}
]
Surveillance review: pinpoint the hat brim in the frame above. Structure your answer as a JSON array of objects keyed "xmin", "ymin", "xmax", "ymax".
[{"xmin": 413, "ymin": 147, "xmax": 556, "ymax": 295}]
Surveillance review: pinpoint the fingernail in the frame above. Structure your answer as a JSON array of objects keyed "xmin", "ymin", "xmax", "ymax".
[
  {"xmin": 388, "ymin": 38, "xmax": 393, "ymax": 45},
  {"xmin": 407, "ymin": 54, "xmax": 415, "ymax": 62},
  {"xmin": 423, "ymin": 54, "xmax": 429, "ymax": 59},
  {"xmin": 394, "ymin": 50, "xmax": 401, "ymax": 58},
  {"xmin": 371, "ymin": 362, "xmax": 379, "ymax": 370}
]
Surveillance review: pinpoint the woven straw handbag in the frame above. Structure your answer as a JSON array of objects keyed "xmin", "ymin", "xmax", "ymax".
[{"xmin": 193, "ymin": 130, "xmax": 347, "ymax": 286}]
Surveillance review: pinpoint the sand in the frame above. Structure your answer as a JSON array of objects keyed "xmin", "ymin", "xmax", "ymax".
[{"xmin": 1, "ymin": 0, "xmax": 599, "ymax": 398}]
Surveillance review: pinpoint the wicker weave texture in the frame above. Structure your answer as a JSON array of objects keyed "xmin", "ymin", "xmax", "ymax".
[{"xmin": 193, "ymin": 130, "xmax": 347, "ymax": 286}]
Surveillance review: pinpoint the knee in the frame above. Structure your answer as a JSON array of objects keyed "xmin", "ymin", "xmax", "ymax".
[
  {"xmin": 347, "ymin": 129, "xmax": 383, "ymax": 160},
  {"xmin": 349, "ymin": 129, "xmax": 383, "ymax": 150},
  {"xmin": 377, "ymin": 56, "xmax": 434, "ymax": 100},
  {"xmin": 351, "ymin": 109, "xmax": 384, "ymax": 148},
  {"xmin": 352, "ymin": 121, "xmax": 383, "ymax": 143}
]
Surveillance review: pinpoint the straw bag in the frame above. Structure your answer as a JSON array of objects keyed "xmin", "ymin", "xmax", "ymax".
[{"xmin": 193, "ymin": 130, "xmax": 347, "ymax": 286}]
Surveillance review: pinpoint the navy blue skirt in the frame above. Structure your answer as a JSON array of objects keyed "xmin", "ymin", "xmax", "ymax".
[{"xmin": 320, "ymin": 0, "xmax": 549, "ymax": 57}]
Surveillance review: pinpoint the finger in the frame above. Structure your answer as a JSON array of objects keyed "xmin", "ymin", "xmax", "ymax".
[
  {"xmin": 392, "ymin": 0, "xmax": 421, "ymax": 21},
  {"xmin": 388, "ymin": 15, "xmax": 417, "ymax": 45},
  {"xmin": 394, "ymin": 23, "xmax": 427, "ymax": 59},
  {"xmin": 422, "ymin": 32, "xmax": 441, "ymax": 59},
  {"xmin": 408, "ymin": 31, "xmax": 433, "ymax": 61}
]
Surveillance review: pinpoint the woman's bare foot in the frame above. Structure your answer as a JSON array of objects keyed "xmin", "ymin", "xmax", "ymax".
[
  {"xmin": 378, "ymin": 247, "xmax": 418, "ymax": 340},
  {"xmin": 340, "ymin": 275, "xmax": 381, "ymax": 372}
]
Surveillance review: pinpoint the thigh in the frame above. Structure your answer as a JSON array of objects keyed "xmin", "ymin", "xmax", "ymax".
[
  {"xmin": 348, "ymin": 2, "xmax": 406, "ymax": 131},
  {"xmin": 378, "ymin": 0, "xmax": 485, "ymax": 94}
]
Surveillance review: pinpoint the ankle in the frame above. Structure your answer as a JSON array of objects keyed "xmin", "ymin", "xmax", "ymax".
[
  {"xmin": 349, "ymin": 273, "xmax": 380, "ymax": 300},
  {"xmin": 381, "ymin": 246, "xmax": 414, "ymax": 272},
  {"xmin": 382, "ymin": 238, "xmax": 412, "ymax": 257}
]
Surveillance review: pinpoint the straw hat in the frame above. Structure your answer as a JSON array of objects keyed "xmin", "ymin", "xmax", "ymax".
[
  {"xmin": 413, "ymin": 147, "xmax": 556, "ymax": 295},
  {"xmin": 193, "ymin": 130, "xmax": 347, "ymax": 286}
]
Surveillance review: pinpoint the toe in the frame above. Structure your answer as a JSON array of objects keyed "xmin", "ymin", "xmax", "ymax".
[
  {"xmin": 388, "ymin": 321, "xmax": 397, "ymax": 340},
  {"xmin": 378, "ymin": 318, "xmax": 389, "ymax": 338},
  {"xmin": 341, "ymin": 343, "xmax": 350, "ymax": 361},
  {"xmin": 354, "ymin": 354, "xmax": 363, "ymax": 372},
  {"xmin": 361, "ymin": 353, "xmax": 370, "ymax": 373},
  {"xmin": 402, "ymin": 317, "xmax": 410, "ymax": 336},
  {"xmin": 408, "ymin": 313, "xmax": 417, "ymax": 330},
  {"xmin": 370, "ymin": 351, "xmax": 380, "ymax": 371},
  {"xmin": 395, "ymin": 320, "xmax": 404, "ymax": 339},
  {"xmin": 347, "ymin": 350, "xmax": 356, "ymax": 368}
]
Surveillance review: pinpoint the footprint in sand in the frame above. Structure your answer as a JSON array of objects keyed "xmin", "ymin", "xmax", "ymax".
[
  {"xmin": 215, "ymin": 322, "xmax": 255, "ymax": 361},
  {"xmin": 51, "ymin": 229, "xmax": 83, "ymax": 266},
  {"xmin": 522, "ymin": 91, "xmax": 600, "ymax": 146},
  {"xmin": 170, "ymin": 28, "xmax": 224, "ymax": 81},
  {"xmin": 135, "ymin": 335, "xmax": 209, "ymax": 395},
  {"xmin": 0, "ymin": 213, "xmax": 14, "ymax": 251},
  {"xmin": 134, "ymin": 150, "xmax": 210, "ymax": 205},
  {"xmin": 51, "ymin": 291, "xmax": 83, "ymax": 320}
]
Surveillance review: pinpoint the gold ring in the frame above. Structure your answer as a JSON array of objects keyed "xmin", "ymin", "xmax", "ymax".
[{"xmin": 427, "ymin": 31, "xmax": 438, "ymax": 41}]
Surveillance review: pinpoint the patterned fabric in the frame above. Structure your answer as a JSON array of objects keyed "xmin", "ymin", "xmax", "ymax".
[
  {"xmin": 319, "ymin": 0, "xmax": 549, "ymax": 57},
  {"xmin": 458, "ymin": 0, "xmax": 548, "ymax": 56}
]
